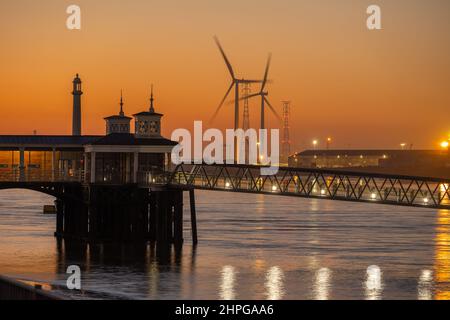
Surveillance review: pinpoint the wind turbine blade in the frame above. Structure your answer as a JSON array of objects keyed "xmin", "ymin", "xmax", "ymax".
[
  {"xmin": 242, "ymin": 93, "xmax": 261, "ymax": 100},
  {"xmin": 261, "ymin": 53, "xmax": 272, "ymax": 92},
  {"xmin": 226, "ymin": 93, "xmax": 260, "ymax": 105},
  {"xmin": 211, "ymin": 82, "xmax": 235, "ymax": 123},
  {"xmin": 241, "ymin": 79, "xmax": 263, "ymax": 84},
  {"xmin": 214, "ymin": 36, "xmax": 235, "ymax": 80},
  {"xmin": 264, "ymin": 97, "xmax": 282, "ymax": 122}
]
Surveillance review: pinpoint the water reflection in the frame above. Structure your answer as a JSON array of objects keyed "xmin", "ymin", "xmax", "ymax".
[
  {"xmin": 253, "ymin": 259, "xmax": 266, "ymax": 271},
  {"xmin": 54, "ymin": 239, "xmax": 188, "ymax": 299},
  {"xmin": 220, "ymin": 265, "xmax": 237, "ymax": 300},
  {"xmin": 434, "ymin": 209, "xmax": 450, "ymax": 299},
  {"xmin": 418, "ymin": 270, "xmax": 433, "ymax": 300},
  {"xmin": 265, "ymin": 266, "xmax": 285, "ymax": 300},
  {"xmin": 0, "ymin": 189, "xmax": 443, "ymax": 300},
  {"xmin": 365, "ymin": 265, "xmax": 382, "ymax": 300},
  {"xmin": 314, "ymin": 268, "xmax": 331, "ymax": 300},
  {"xmin": 440, "ymin": 184, "xmax": 449, "ymax": 205}
]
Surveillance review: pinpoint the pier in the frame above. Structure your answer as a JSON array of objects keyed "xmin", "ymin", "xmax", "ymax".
[
  {"xmin": 0, "ymin": 76, "xmax": 198, "ymax": 246},
  {"xmin": 0, "ymin": 162, "xmax": 448, "ymax": 247},
  {"xmin": 0, "ymin": 75, "xmax": 448, "ymax": 247}
]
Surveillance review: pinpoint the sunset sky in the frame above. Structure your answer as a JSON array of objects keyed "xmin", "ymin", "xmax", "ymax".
[{"xmin": 0, "ymin": 0, "xmax": 449, "ymax": 150}]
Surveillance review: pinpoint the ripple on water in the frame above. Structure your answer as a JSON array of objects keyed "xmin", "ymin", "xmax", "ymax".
[{"xmin": 0, "ymin": 189, "xmax": 447, "ymax": 300}]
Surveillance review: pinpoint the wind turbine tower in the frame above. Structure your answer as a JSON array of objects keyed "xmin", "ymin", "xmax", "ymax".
[
  {"xmin": 281, "ymin": 101, "xmax": 291, "ymax": 164},
  {"xmin": 242, "ymin": 83, "xmax": 251, "ymax": 130}
]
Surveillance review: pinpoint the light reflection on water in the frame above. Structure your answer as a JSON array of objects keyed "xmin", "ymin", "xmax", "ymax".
[
  {"xmin": 434, "ymin": 209, "xmax": 450, "ymax": 300},
  {"xmin": 418, "ymin": 269, "xmax": 433, "ymax": 300},
  {"xmin": 220, "ymin": 266, "xmax": 237, "ymax": 300},
  {"xmin": 265, "ymin": 266, "xmax": 285, "ymax": 300},
  {"xmin": 314, "ymin": 268, "xmax": 331, "ymax": 300},
  {"xmin": 365, "ymin": 265, "xmax": 382, "ymax": 300},
  {"xmin": 0, "ymin": 189, "xmax": 450, "ymax": 300}
]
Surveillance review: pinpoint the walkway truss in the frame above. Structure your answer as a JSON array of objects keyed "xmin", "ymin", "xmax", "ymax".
[{"xmin": 169, "ymin": 164, "xmax": 450, "ymax": 209}]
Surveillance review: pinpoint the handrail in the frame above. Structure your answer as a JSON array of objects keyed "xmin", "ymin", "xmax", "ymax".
[
  {"xmin": 1, "ymin": 164, "xmax": 449, "ymax": 209},
  {"xmin": 166, "ymin": 163, "xmax": 450, "ymax": 209},
  {"xmin": 0, "ymin": 169, "xmax": 84, "ymax": 182}
]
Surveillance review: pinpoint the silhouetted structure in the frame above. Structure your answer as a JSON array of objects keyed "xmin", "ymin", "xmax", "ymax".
[
  {"xmin": 104, "ymin": 91, "xmax": 131, "ymax": 135},
  {"xmin": 211, "ymin": 37, "xmax": 270, "ymax": 162},
  {"xmin": 281, "ymin": 101, "xmax": 291, "ymax": 164},
  {"xmin": 289, "ymin": 149, "xmax": 450, "ymax": 179},
  {"xmin": 0, "ymin": 76, "xmax": 197, "ymax": 246},
  {"xmin": 72, "ymin": 74, "xmax": 82, "ymax": 136}
]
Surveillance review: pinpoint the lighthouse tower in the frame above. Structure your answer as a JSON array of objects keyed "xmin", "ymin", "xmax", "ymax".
[{"xmin": 72, "ymin": 74, "xmax": 83, "ymax": 136}]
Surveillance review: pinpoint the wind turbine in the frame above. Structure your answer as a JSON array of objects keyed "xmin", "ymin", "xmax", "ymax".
[
  {"xmin": 230, "ymin": 53, "xmax": 281, "ymax": 130},
  {"xmin": 211, "ymin": 36, "xmax": 263, "ymax": 131},
  {"xmin": 226, "ymin": 54, "xmax": 281, "ymax": 164}
]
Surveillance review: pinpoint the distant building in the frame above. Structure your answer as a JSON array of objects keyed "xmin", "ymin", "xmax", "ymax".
[
  {"xmin": 289, "ymin": 149, "xmax": 449, "ymax": 169},
  {"xmin": 0, "ymin": 76, "xmax": 177, "ymax": 184}
]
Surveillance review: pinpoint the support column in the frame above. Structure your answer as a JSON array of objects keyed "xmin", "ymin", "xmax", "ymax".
[
  {"xmin": 126, "ymin": 153, "xmax": 131, "ymax": 183},
  {"xmin": 19, "ymin": 147, "xmax": 25, "ymax": 182},
  {"xmin": 72, "ymin": 159, "xmax": 77, "ymax": 179},
  {"xmin": 55, "ymin": 199, "xmax": 64, "ymax": 237},
  {"xmin": 64, "ymin": 160, "xmax": 69, "ymax": 178},
  {"xmin": 189, "ymin": 189, "xmax": 198, "ymax": 245},
  {"xmin": 43, "ymin": 151, "xmax": 46, "ymax": 180},
  {"xmin": 165, "ymin": 152, "xmax": 170, "ymax": 172},
  {"xmin": 173, "ymin": 190, "xmax": 184, "ymax": 246},
  {"xmin": 11, "ymin": 151, "xmax": 14, "ymax": 180},
  {"xmin": 51, "ymin": 148, "xmax": 56, "ymax": 182},
  {"xmin": 133, "ymin": 152, "xmax": 139, "ymax": 183},
  {"xmin": 90, "ymin": 152, "xmax": 96, "ymax": 183},
  {"xmin": 149, "ymin": 191, "xmax": 157, "ymax": 241},
  {"xmin": 83, "ymin": 153, "xmax": 88, "ymax": 183}
]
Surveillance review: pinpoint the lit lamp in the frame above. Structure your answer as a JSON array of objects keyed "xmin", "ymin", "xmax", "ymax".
[
  {"xmin": 313, "ymin": 140, "xmax": 318, "ymax": 150},
  {"xmin": 400, "ymin": 143, "xmax": 407, "ymax": 150},
  {"xmin": 325, "ymin": 137, "xmax": 332, "ymax": 167},
  {"xmin": 326, "ymin": 137, "xmax": 332, "ymax": 150},
  {"xmin": 441, "ymin": 141, "xmax": 449, "ymax": 151}
]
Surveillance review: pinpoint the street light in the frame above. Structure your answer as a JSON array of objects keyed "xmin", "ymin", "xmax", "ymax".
[
  {"xmin": 326, "ymin": 137, "xmax": 332, "ymax": 150},
  {"xmin": 400, "ymin": 143, "xmax": 407, "ymax": 150},
  {"xmin": 313, "ymin": 140, "xmax": 318, "ymax": 150}
]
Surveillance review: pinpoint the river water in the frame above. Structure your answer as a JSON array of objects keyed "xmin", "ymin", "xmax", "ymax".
[{"xmin": 0, "ymin": 188, "xmax": 449, "ymax": 300}]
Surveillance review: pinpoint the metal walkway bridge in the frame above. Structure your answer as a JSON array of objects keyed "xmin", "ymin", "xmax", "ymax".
[
  {"xmin": 164, "ymin": 164, "xmax": 450, "ymax": 209},
  {"xmin": 1, "ymin": 164, "xmax": 449, "ymax": 209}
]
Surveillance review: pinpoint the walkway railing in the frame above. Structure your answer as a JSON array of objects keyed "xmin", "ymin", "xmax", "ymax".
[
  {"xmin": 137, "ymin": 170, "xmax": 172, "ymax": 186},
  {"xmin": 1, "ymin": 165, "xmax": 449, "ymax": 209},
  {"xmin": 0, "ymin": 169, "xmax": 83, "ymax": 183},
  {"xmin": 168, "ymin": 164, "xmax": 450, "ymax": 209}
]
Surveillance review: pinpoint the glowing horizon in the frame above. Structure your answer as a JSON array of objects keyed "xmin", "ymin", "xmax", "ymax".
[{"xmin": 0, "ymin": 0, "xmax": 449, "ymax": 150}]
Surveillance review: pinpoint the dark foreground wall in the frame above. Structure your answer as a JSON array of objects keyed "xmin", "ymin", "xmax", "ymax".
[{"xmin": 0, "ymin": 275, "xmax": 60, "ymax": 300}]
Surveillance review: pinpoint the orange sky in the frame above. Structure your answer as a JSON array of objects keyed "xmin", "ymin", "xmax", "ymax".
[{"xmin": 0, "ymin": 0, "xmax": 449, "ymax": 150}]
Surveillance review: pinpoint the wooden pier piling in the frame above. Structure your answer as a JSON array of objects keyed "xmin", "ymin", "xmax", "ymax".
[
  {"xmin": 189, "ymin": 189, "xmax": 198, "ymax": 245},
  {"xmin": 54, "ymin": 185, "xmax": 192, "ymax": 246}
]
